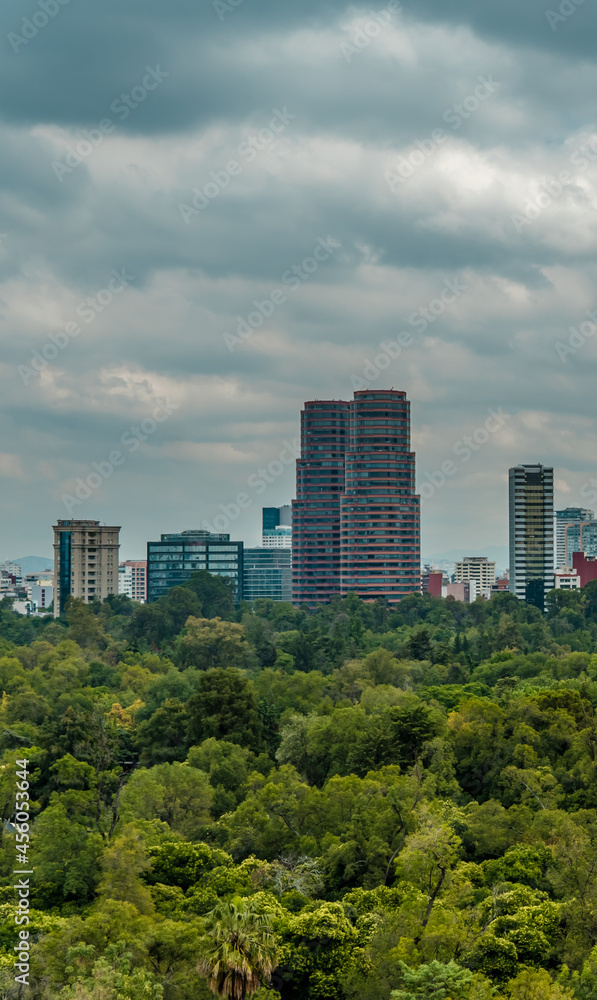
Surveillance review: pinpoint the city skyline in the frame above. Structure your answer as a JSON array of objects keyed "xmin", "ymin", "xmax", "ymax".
[{"xmin": 2, "ymin": 431, "xmax": 591, "ymax": 573}]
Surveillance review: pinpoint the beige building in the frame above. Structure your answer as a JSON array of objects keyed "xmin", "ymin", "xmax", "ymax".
[
  {"xmin": 53, "ymin": 520, "xmax": 121, "ymax": 616},
  {"xmin": 454, "ymin": 556, "xmax": 496, "ymax": 595}
]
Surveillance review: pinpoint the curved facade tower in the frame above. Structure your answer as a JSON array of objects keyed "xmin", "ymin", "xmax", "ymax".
[{"xmin": 292, "ymin": 389, "xmax": 420, "ymax": 605}]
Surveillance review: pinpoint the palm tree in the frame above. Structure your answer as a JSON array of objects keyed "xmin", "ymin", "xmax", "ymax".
[{"xmin": 198, "ymin": 896, "xmax": 279, "ymax": 1000}]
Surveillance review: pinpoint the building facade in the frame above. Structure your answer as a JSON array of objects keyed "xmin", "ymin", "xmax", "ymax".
[
  {"xmin": 572, "ymin": 551, "xmax": 597, "ymax": 588},
  {"xmin": 425, "ymin": 570, "xmax": 444, "ymax": 598},
  {"xmin": 292, "ymin": 390, "xmax": 420, "ymax": 605},
  {"xmin": 555, "ymin": 507, "xmax": 595, "ymax": 568},
  {"xmin": 53, "ymin": 520, "xmax": 121, "ymax": 616},
  {"xmin": 509, "ymin": 465, "xmax": 555, "ymax": 610},
  {"xmin": 146, "ymin": 530, "xmax": 243, "ymax": 604},
  {"xmin": 447, "ymin": 580, "xmax": 478, "ymax": 603},
  {"xmin": 555, "ymin": 570, "xmax": 580, "ymax": 591},
  {"xmin": 29, "ymin": 583, "xmax": 54, "ymax": 611},
  {"xmin": 262, "ymin": 506, "xmax": 292, "ymax": 549},
  {"xmin": 562, "ymin": 521, "xmax": 597, "ymax": 567},
  {"xmin": 118, "ymin": 561, "xmax": 148, "ymax": 603},
  {"xmin": 454, "ymin": 556, "xmax": 496, "ymax": 595},
  {"xmin": 292, "ymin": 399, "xmax": 350, "ymax": 604},
  {"xmin": 243, "ymin": 548, "xmax": 292, "ymax": 602}
]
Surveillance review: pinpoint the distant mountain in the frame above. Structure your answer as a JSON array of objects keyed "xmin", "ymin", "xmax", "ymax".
[
  {"xmin": 11, "ymin": 556, "xmax": 54, "ymax": 574},
  {"xmin": 423, "ymin": 546, "xmax": 509, "ymax": 575}
]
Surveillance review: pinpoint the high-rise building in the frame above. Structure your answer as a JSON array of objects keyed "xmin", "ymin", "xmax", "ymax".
[
  {"xmin": 53, "ymin": 520, "xmax": 121, "ymax": 616},
  {"xmin": 262, "ymin": 506, "xmax": 292, "ymax": 548},
  {"xmin": 554, "ymin": 507, "xmax": 595, "ymax": 568},
  {"xmin": 454, "ymin": 556, "xmax": 496, "ymax": 595},
  {"xmin": 292, "ymin": 389, "xmax": 420, "ymax": 605},
  {"xmin": 146, "ymin": 530, "xmax": 243, "ymax": 604},
  {"xmin": 509, "ymin": 465, "xmax": 555, "ymax": 610},
  {"xmin": 243, "ymin": 548, "xmax": 292, "ymax": 602},
  {"xmin": 292, "ymin": 399, "xmax": 350, "ymax": 604},
  {"xmin": 119, "ymin": 561, "xmax": 148, "ymax": 603}
]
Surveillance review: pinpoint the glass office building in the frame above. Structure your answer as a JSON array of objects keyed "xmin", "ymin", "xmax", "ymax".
[
  {"xmin": 243, "ymin": 548, "xmax": 292, "ymax": 602},
  {"xmin": 509, "ymin": 464, "xmax": 555, "ymax": 610},
  {"xmin": 147, "ymin": 530, "xmax": 243, "ymax": 604}
]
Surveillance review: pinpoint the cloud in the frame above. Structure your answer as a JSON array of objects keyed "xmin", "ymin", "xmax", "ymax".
[{"xmin": 0, "ymin": 0, "xmax": 596, "ymax": 557}]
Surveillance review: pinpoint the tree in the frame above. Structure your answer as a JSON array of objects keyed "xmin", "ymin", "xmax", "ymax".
[
  {"xmin": 118, "ymin": 762, "xmax": 213, "ymax": 839},
  {"xmin": 56, "ymin": 948, "xmax": 164, "ymax": 1000},
  {"xmin": 406, "ymin": 629, "xmax": 433, "ymax": 662},
  {"xmin": 390, "ymin": 961, "xmax": 493, "ymax": 1000},
  {"xmin": 175, "ymin": 617, "xmax": 252, "ymax": 671},
  {"xmin": 187, "ymin": 739, "xmax": 253, "ymax": 816},
  {"xmin": 187, "ymin": 669, "xmax": 264, "ymax": 751},
  {"xmin": 198, "ymin": 896, "xmax": 279, "ymax": 1000},
  {"xmin": 395, "ymin": 807, "xmax": 461, "ymax": 944},
  {"xmin": 183, "ymin": 570, "xmax": 236, "ymax": 620}
]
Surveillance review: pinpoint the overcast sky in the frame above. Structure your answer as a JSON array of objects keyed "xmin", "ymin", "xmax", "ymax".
[{"xmin": 1, "ymin": 0, "xmax": 596, "ymax": 565}]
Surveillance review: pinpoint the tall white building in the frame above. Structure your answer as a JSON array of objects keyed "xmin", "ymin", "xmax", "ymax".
[
  {"xmin": 509, "ymin": 465, "xmax": 555, "ymax": 610},
  {"xmin": 53, "ymin": 520, "xmax": 121, "ymax": 616},
  {"xmin": 454, "ymin": 556, "xmax": 496, "ymax": 596}
]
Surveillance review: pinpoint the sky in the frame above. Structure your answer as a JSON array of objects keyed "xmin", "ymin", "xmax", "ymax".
[{"xmin": 1, "ymin": 0, "xmax": 596, "ymax": 565}]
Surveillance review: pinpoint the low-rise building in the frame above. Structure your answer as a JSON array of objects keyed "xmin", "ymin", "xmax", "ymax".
[
  {"xmin": 119, "ymin": 561, "xmax": 147, "ymax": 603},
  {"xmin": 554, "ymin": 570, "xmax": 580, "ymax": 591},
  {"xmin": 447, "ymin": 580, "xmax": 478, "ymax": 603},
  {"xmin": 147, "ymin": 530, "xmax": 243, "ymax": 604}
]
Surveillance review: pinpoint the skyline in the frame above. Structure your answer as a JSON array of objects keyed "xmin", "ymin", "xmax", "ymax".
[{"xmin": 2, "ymin": 0, "xmax": 597, "ymax": 563}]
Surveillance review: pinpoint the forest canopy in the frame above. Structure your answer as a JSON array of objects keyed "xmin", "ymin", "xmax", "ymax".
[{"xmin": 2, "ymin": 576, "xmax": 597, "ymax": 999}]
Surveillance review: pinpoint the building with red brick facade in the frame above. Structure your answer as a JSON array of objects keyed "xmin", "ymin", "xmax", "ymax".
[{"xmin": 292, "ymin": 390, "xmax": 420, "ymax": 605}]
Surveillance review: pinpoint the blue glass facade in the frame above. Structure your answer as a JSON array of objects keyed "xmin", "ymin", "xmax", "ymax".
[
  {"xmin": 147, "ymin": 530, "xmax": 243, "ymax": 604},
  {"xmin": 243, "ymin": 548, "xmax": 291, "ymax": 602}
]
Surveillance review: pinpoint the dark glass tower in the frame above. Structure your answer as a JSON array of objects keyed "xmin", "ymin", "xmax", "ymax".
[
  {"xmin": 509, "ymin": 464, "xmax": 555, "ymax": 610},
  {"xmin": 292, "ymin": 400, "xmax": 350, "ymax": 604}
]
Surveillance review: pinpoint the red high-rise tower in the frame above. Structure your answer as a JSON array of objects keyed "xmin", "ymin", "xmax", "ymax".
[{"xmin": 292, "ymin": 390, "xmax": 420, "ymax": 605}]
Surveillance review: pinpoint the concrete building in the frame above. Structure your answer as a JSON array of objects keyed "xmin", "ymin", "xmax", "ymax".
[
  {"xmin": 147, "ymin": 530, "xmax": 243, "ymax": 604},
  {"xmin": 262, "ymin": 506, "xmax": 292, "ymax": 549},
  {"xmin": 509, "ymin": 465, "xmax": 555, "ymax": 610},
  {"xmin": 243, "ymin": 548, "xmax": 292, "ymax": 602},
  {"xmin": 454, "ymin": 556, "xmax": 496, "ymax": 596},
  {"xmin": 555, "ymin": 507, "xmax": 595, "ymax": 569},
  {"xmin": 53, "ymin": 520, "xmax": 121, "ymax": 616},
  {"xmin": 555, "ymin": 570, "xmax": 580, "ymax": 591},
  {"xmin": 29, "ymin": 583, "xmax": 53, "ymax": 611},
  {"xmin": 292, "ymin": 390, "xmax": 420, "ymax": 605},
  {"xmin": 491, "ymin": 574, "xmax": 510, "ymax": 596},
  {"xmin": 447, "ymin": 580, "xmax": 478, "ymax": 603},
  {"xmin": 119, "ymin": 561, "xmax": 147, "ymax": 603},
  {"xmin": 0, "ymin": 562, "xmax": 23, "ymax": 583}
]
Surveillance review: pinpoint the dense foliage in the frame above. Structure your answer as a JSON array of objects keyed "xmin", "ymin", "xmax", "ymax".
[{"xmin": 2, "ymin": 576, "xmax": 597, "ymax": 998}]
